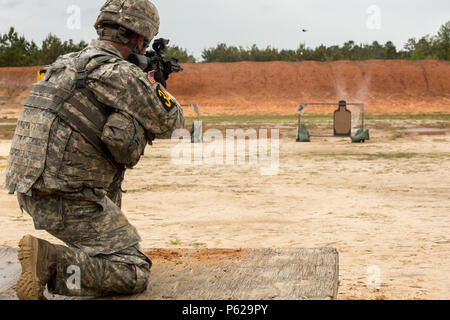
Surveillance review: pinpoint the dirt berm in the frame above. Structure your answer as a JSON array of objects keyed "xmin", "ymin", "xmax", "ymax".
[{"xmin": 0, "ymin": 60, "xmax": 449, "ymax": 117}]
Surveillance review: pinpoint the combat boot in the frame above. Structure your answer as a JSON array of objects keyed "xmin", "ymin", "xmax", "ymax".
[{"xmin": 16, "ymin": 235, "xmax": 57, "ymax": 300}]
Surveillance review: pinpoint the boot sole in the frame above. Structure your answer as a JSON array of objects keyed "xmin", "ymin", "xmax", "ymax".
[{"xmin": 16, "ymin": 235, "xmax": 45, "ymax": 300}]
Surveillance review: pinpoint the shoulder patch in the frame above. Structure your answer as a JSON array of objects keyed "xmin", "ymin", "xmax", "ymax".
[
  {"xmin": 156, "ymin": 84, "xmax": 174, "ymax": 112},
  {"xmin": 147, "ymin": 71, "xmax": 156, "ymax": 84},
  {"xmin": 37, "ymin": 69, "xmax": 46, "ymax": 82}
]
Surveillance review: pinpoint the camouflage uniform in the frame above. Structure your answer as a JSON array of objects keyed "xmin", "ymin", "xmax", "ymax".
[{"xmin": 5, "ymin": 38, "xmax": 184, "ymax": 297}]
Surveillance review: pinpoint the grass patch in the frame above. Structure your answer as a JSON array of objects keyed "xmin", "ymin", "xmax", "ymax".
[
  {"xmin": 184, "ymin": 113, "xmax": 450, "ymax": 127},
  {"xmin": 127, "ymin": 183, "xmax": 204, "ymax": 193},
  {"xmin": 0, "ymin": 124, "xmax": 17, "ymax": 139},
  {"xmin": 184, "ymin": 114, "xmax": 328, "ymax": 128},
  {"xmin": 293, "ymin": 152, "xmax": 450, "ymax": 161},
  {"xmin": 361, "ymin": 152, "xmax": 450, "ymax": 161},
  {"xmin": 169, "ymin": 239, "xmax": 182, "ymax": 246},
  {"xmin": 365, "ymin": 114, "xmax": 450, "ymax": 121},
  {"xmin": 0, "ymin": 118, "xmax": 18, "ymax": 124},
  {"xmin": 190, "ymin": 242, "xmax": 207, "ymax": 248},
  {"xmin": 1, "ymin": 114, "xmax": 447, "ymax": 140},
  {"xmin": 364, "ymin": 152, "xmax": 418, "ymax": 160}
]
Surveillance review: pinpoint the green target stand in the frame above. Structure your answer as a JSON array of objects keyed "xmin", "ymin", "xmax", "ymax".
[
  {"xmin": 296, "ymin": 101, "xmax": 369, "ymax": 143},
  {"xmin": 181, "ymin": 104, "xmax": 202, "ymax": 143}
]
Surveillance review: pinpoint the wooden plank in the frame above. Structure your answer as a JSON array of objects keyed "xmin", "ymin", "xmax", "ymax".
[{"xmin": 0, "ymin": 248, "xmax": 339, "ymax": 300}]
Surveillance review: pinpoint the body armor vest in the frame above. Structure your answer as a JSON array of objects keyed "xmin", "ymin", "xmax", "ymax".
[{"xmin": 6, "ymin": 50, "xmax": 121, "ymax": 195}]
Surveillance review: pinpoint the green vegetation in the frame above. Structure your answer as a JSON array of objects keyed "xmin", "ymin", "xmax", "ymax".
[
  {"xmin": 364, "ymin": 114, "xmax": 450, "ymax": 120},
  {"xmin": 184, "ymin": 113, "xmax": 450, "ymax": 127},
  {"xmin": 364, "ymin": 152, "xmax": 419, "ymax": 160},
  {"xmin": 0, "ymin": 28, "xmax": 87, "ymax": 67},
  {"xmin": 0, "ymin": 115, "xmax": 448, "ymax": 142},
  {"xmin": 0, "ymin": 124, "xmax": 17, "ymax": 139},
  {"xmin": 169, "ymin": 239, "xmax": 182, "ymax": 246},
  {"xmin": 202, "ymin": 21, "xmax": 449, "ymax": 62},
  {"xmin": 190, "ymin": 242, "xmax": 207, "ymax": 248},
  {"xmin": 298, "ymin": 152, "xmax": 450, "ymax": 161},
  {"xmin": 164, "ymin": 45, "xmax": 196, "ymax": 63},
  {"xmin": 0, "ymin": 27, "xmax": 195, "ymax": 67},
  {"xmin": 185, "ymin": 114, "xmax": 298, "ymax": 127},
  {"xmin": 1, "ymin": 20, "xmax": 448, "ymax": 66},
  {"xmin": 1, "ymin": 114, "xmax": 448, "ymax": 137}
]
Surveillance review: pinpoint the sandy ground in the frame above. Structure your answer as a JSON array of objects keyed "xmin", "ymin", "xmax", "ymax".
[{"xmin": 0, "ymin": 120, "xmax": 449, "ymax": 300}]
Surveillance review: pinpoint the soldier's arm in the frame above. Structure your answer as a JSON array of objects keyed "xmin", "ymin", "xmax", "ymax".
[
  {"xmin": 101, "ymin": 111, "xmax": 147, "ymax": 168},
  {"xmin": 90, "ymin": 62, "xmax": 185, "ymax": 139}
]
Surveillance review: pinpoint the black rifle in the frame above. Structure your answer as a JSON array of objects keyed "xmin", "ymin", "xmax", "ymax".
[{"xmin": 128, "ymin": 38, "xmax": 183, "ymax": 88}]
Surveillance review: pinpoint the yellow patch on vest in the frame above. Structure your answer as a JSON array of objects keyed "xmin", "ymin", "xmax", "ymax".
[
  {"xmin": 156, "ymin": 85, "xmax": 174, "ymax": 112},
  {"xmin": 37, "ymin": 69, "xmax": 46, "ymax": 82}
]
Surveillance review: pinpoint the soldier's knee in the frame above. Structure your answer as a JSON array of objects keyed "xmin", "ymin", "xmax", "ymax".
[{"xmin": 133, "ymin": 264, "xmax": 151, "ymax": 294}]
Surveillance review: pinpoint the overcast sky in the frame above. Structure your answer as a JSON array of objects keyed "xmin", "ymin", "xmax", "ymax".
[{"xmin": 1, "ymin": 0, "xmax": 449, "ymax": 60}]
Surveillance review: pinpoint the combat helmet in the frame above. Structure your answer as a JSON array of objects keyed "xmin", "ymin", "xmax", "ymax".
[{"xmin": 94, "ymin": 0, "xmax": 160, "ymax": 44}]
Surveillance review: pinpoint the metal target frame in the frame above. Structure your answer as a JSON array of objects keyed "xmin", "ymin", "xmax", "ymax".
[
  {"xmin": 296, "ymin": 101, "xmax": 366, "ymax": 138},
  {"xmin": 181, "ymin": 104, "xmax": 202, "ymax": 143}
]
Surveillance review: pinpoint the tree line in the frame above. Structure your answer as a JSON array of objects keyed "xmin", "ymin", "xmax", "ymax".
[
  {"xmin": 0, "ymin": 21, "xmax": 448, "ymax": 67},
  {"xmin": 0, "ymin": 28, "xmax": 88, "ymax": 67},
  {"xmin": 202, "ymin": 21, "xmax": 449, "ymax": 62},
  {"xmin": 0, "ymin": 27, "xmax": 196, "ymax": 67}
]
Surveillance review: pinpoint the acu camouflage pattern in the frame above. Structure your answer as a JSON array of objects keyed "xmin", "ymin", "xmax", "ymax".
[
  {"xmin": 5, "ymin": 108, "xmax": 57, "ymax": 195},
  {"xmin": 87, "ymin": 40, "xmax": 185, "ymax": 137},
  {"xmin": 6, "ymin": 39, "xmax": 184, "ymax": 196},
  {"xmin": 51, "ymin": 245, "xmax": 150, "ymax": 296},
  {"xmin": 6, "ymin": 39, "xmax": 184, "ymax": 297},
  {"xmin": 101, "ymin": 111, "xmax": 148, "ymax": 168},
  {"xmin": 18, "ymin": 191, "xmax": 151, "ymax": 296},
  {"xmin": 6, "ymin": 46, "xmax": 121, "ymax": 196},
  {"xmin": 95, "ymin": 0, "xmax": 160, "ymax": 41}
]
